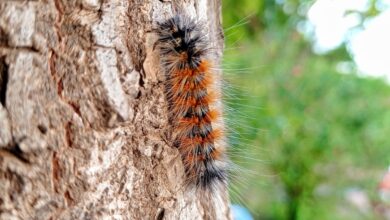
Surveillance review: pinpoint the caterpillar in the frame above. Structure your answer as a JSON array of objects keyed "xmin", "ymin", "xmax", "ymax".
[{"xmin": 156, "ymin": 15, "xmax": 229, "ymax": 190}]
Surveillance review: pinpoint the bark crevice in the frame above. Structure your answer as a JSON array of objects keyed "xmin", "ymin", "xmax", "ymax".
[{"xmin": 0, "ymin": 56, "xmax": 8, "ymax": 106}]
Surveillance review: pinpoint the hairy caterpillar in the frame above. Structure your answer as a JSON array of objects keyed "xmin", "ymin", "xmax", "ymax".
[{"xmin": 156, "ymin": 15, "xmax": 229, "ymax": 190}]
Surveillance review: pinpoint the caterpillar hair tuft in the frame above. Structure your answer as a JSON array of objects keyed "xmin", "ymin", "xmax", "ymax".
[{"xmin": 156, "ymin": 14, "xmax": 229, "ymax": 191}]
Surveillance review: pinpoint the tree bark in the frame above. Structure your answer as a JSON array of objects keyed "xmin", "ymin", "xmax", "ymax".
[{"xmin": 0, "ymin": 0, "xmax": 231, "ymax": 219}]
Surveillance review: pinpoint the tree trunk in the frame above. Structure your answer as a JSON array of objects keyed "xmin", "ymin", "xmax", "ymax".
[{"xmin": 0, "ymin": 0, "xmax": 231, "ymax": 219}]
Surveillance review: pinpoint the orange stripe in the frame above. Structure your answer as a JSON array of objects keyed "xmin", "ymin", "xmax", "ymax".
[
  {"xmin": 172, "ymin": 68, "xmax": 194, "ymax": 77},
  {"xmin": 179, "ymin": 129, "xmax": 222, "ymax": 150},
  {"xmin": 178, "ymin": 117, "xmax": 199, "ymax": 130},
  {"xmin": 197, "ymin": 60, "xmax": 211, "ymax": 73},
  {"xmin": 170, "ymin": 69, "xmax": 214, "ymax": 89},
  {"xmin": 205, "ymin": 109, "xmax": 220, "ymax": 122},
  {"xmin": 171, "ymin": 60, "xmax": 212, "ymax": 77},
  {"xmin": 172, "ymin": 91, "xmax": 218, "ymax": 109},
  {"xmin": 207, "ymin": 128, "xmax": 223, "ymax": 140}
]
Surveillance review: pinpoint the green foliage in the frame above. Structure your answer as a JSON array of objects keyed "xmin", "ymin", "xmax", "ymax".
[
  {"xmin": 223, "ymin": 1, "xmax": 390, "ymax": 219},
  {"xmin": 222, "ymin": 0, "xmax": 310, "ymax": 45}
]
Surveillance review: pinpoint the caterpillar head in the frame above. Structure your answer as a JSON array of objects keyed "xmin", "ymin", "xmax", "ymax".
[{"xmin": 156, "ymin": 15, "xmax": 208, "ymax": 69}]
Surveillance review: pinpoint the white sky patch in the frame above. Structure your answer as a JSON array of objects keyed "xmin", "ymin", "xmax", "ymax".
[
  {"xmin": 306, "ymin": 0, "xmax": 390, "ymax": 79},
  {"xmin": 350, "ymin": 10, "xmax": 390, "ymax": 78},
  {"xmin": 307, "ymin": 0, "xmax": 367, "ymax": 52}
]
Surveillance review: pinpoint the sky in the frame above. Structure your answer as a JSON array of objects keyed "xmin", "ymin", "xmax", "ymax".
[{"xmin": 306, "ymin": 0, "xmax": 390, "ymax": 80}]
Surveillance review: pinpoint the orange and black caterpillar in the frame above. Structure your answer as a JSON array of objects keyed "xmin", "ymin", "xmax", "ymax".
[{"xmin": 156, "ymin": 15, "xmax": 228, "ymax": 190}]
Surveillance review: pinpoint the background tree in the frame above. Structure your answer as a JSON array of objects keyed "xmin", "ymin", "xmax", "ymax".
[{"xmin": 223, "ymin": 1, "xmax": 390, "ymax": 220}]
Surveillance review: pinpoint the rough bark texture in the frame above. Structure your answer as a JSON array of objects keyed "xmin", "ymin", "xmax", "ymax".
[{"xmin": 0, "ymin": 0, "xmax": 230, "ymax": 219}]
